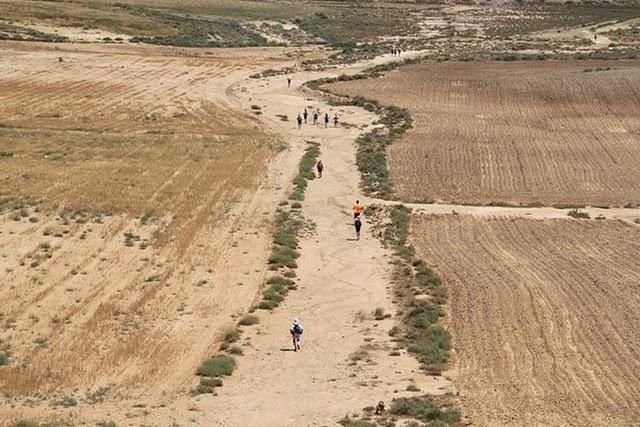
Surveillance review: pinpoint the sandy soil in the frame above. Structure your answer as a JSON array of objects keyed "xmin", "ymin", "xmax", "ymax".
[
  {"xmin": 0, "ymin": 41, "xmax": 312, "ymax": 424},
  {"xmin": 411, "ymin": 214, "xmax": 640, "ymax": 426},
  {"xmin": 0, "ymin": 43, "xmax": 444, "ymax": 426},
  {"xmin": 327, "ymin": 60, "xmax": 640, "ymax": 207},
  {"xmin": 193, "ymin": 52, "xmax": 452, "ymax": 426}
]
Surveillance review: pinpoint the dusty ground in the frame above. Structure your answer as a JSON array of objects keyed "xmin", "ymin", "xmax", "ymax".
[
  {"xmin": 0, "ymin": 41, "xmax": 312, "ymax": 423},
  {"xmin": 410, "ymin": 214, "xmax": 640, "ymax": 426},
  {"xmin": 328, "ymin": 60, "xmax": 640, "ymax": 207},
  {"xmin": 3, "ymin": 3, "xmax": 640, "ymax": 425},
  {"xmin": 0, "ymin": 41, "xmax": 441, "ymax": 426}
]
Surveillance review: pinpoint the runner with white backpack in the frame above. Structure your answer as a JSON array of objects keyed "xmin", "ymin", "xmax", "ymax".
[{"xmin": 290, "ymin": 319, "xmax": 303, "ymax": 352}]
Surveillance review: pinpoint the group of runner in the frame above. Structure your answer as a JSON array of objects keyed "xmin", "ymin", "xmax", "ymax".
[
  {"xmin": 391, "ymin": 46, "xmax": 403, "ymax": 56},
  {"xmin": 297, "ymin": 107, "xmax": 339, "ymax": 129},
  {"xmin": 286, "ymin": 76, "xmax": 364, "ymax": 351}
]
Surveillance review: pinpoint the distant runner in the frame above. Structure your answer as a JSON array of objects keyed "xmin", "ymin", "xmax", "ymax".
[
  {"xmin": 290, "ymin": 319, "xmax": 303, "ymax": 351},
  {"xmin": 352, "ymin": 200, "xmax": 363, "ymax": 218},
  {"xmin": 324, "ymin": 113, "xmax": 329, "ymax": 128},
  {"xmin": 303, "ymin": 108, "xmax": 308, "ymax": 124},
  {"xmin": 354, "ymin": 215, "xmax": 362, "ymax": 240},
  {"xmin": 313, "ymin": 111, "xmax": 318, "ymax": 125},
  {"xmin": 297, "ymin": 113, "xmax": 303, "ymax": 129},
  {"xmin": 287, "ymin": 76, "xmax": 292, "ymax": 88},
  {"xmin": 333, "ymin": 113, "xmax": 339, "ymax": 128},
  {"xmin": 316, "ymin": 159, "xmax": 324, "ymax": 178}
]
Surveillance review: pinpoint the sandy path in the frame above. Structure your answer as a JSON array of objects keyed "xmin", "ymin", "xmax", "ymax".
[
  {"xmin": 189, "ymin": 52, "xmax": 454, "ymax": 426},
  {"xmin": 192, "ymin": 50, "xmax": 639, "ymax": 425}
]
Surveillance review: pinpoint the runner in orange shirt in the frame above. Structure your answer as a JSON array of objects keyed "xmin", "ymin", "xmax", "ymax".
[{"xmin": 352, "ymin": 200, "xmax": 363, "ymax": 218}]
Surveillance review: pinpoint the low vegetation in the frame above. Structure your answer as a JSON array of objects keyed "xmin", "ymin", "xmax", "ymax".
[
  {"xmin": 267, "ymin": 209, "xmax": 302, "ymax": 271},
  {"xmin": 307, "ymin": 72, "xmax": 413, "ymax": 197},
  {"xmin": 239, "ymin": 314, "xmax": 259, "ymax": 326},
  {"xmin": 196, "ymin": 354, "xmax": 236, "ymax": 379},
  {"xmin": 390, "ymin": 396, "xmax": 460, "ymax": 425},
  {"xmin": 568, "ymin": 208, "xmax": 591, "ymax": 219},
  {"xmin": 259, "ymin": 275, "xmax": 297, "ymax": 310},
  {"xmin": 289, "ymin": 141, "xmax": 321, "ymax": 201},
  {"xmin": 370, "ymin": 205, "xmax": 452, "ymax": 375}
]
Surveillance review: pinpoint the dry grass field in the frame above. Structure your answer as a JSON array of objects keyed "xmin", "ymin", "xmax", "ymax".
[
  {"xmin": 0, "ymin": 41, "xmax": 294, "ymax": 416},
  {"xmin": 410, "ymin": 214, "xmax": 640, "ymax": 426},
  {"xmin": 328, "ymin": 60, "xmax": 640, "ymax": 207}
]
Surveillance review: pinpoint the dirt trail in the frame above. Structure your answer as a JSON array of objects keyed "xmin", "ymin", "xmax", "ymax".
[
  {"xmin": 190, "ymin": 51, "xmax": 455, "ymax": 426},
  {"xmin": 194, "ymin": 50, "xmax": 639, "ymax": 425}
]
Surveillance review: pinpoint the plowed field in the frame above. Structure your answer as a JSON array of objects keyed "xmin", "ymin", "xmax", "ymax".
[
  {"xmin": 410, "ymin": 214, "xmax": 640, "ymax": 426},
  {"xmin": 328, "ymin": 60, "xmax": 640, "ymax": 206}
]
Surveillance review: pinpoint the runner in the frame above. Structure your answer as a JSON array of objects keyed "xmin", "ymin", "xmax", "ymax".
[
  {"xmin": 352, "ymin": 200, "xmax": 363, "ymax": 218},
  {"xmin": 303, "ymin": 108, "xmax": 308, "ymax": 124},
  {"xmin": 287, "ymin": 76, "xmax": 292, "ymax": 88},
  {"xmin": 324, "ymin": 113, "xmax": 329, "ymax": 128},
  {"xmin": 290, "ymin": 319, "xmax": 303, "ymax": 352},
  {"xmin": 297, "ymin": 113, "xmax": 303, "ymax": 129},
  {"xmin": 316, "ymin": 159, "xmax": 324, "ymax": 178},
  {"xmin": 333, "ymin": 113, "xmax": 339, "ymax": 128},
  {"xmin": 313, "ymin": 111, "xmax": 318, "ymax": 126},
  {"xmin": 354, "ymin": 215, "xmax": 362, "ymax": 241}
]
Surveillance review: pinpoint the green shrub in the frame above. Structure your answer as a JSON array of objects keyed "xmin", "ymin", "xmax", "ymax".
[
  {"xmin": 196, "ymin": 355, "xmax": 236, "ymax": 377},
  {"xmin": 239, "ymin": 315, "xmax": 259, "ymax": 326},
  {"xmin": 223, "ymin": 329, "xmax": 241, "ymax": 344},
  {"xmin": 390, "ymin": 396, "xmax": 460, "ymax": 424},
  {"xmin": 409, "ymin": 301, "xmax": 444, "ymax": 329},
  {"xmin": 568, "ymin": 208, "xmax": 590, "ymax": 219},
  {"xmin": 268, "ymin": 247, "xmax": 299, "ymax": 268},
  {"xmin": 194, "ymin": 377, "xmax": 223, "ymax": 394},
  {"xmin": 410, "ymin": 325, "xmax": 451, "ymax": 374},
  {"xmin": 227, "ymin": 346, "xmax": 243, "ymax": 355},
  {"xmin": 338, "ymin": 416, "xmax": 376, "ymax": 427}
]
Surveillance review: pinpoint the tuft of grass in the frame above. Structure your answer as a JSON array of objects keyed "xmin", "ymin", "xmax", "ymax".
[
  {"xmin": 59, "ymin": 396, "xmax": 77, "ymax": 407},
  {"xmin": 227, "ymin": 345, "xmax": 243, "ymax": 355},
  {"xmin": 12, "ymin": 422, "xmax": 46, "ymax": 427},
  {"xmin": 390, "ymin": 396, "xmax": 460, "ymax": 425},
  {"xmin": 373, "ymin": 307, "xmax": 391, "ymax": 320},
  {"xmin": 568, "ymin": 208, "xmax": 590, "ymax": 219},
  {"xmin": 259, "ymin": 275, "xmax": 297, "ymax": 310},
  {"xmin": 0, "ymin": 340, "xmax": 11, "ymax": 366},
  {"xmin": 223, "ymin": 329, "xmax": 241, "ymax": 344},
  {"xmin": 97, "ymin": 421, "xmax": 118, "ymax": 427},
  {"xmin": 193, "ymin": 377, "xmax": 223, "ymax": 395},
  {"xmin": 338, "ymin": 417, "xmax": 376, "ymax": 427},
  {"xmin": 268, "ymin": 247, "xmax": 299, "ymax": 269},
  {"xmin": 196, "ymin": 354, "xmax": 236, "ymax": 378},
  {"xmin": 239, "ymin": 315, "xmax": 259, "ymax": 326}
]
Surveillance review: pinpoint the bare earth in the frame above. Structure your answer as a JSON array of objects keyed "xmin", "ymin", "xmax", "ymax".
[
  {"xmin": 0, "ymin": 41, "xmax": 306, "ymax": 422},
  {"xmin": 328, "ymin": 60, "xmax": 640, "ymax": 207},
  {"xmin": 0, "ymin": 43, "xmax": 445, "ymax": 426},
  {"xmin": 3, "ymin": 21, "xmax": 640, "ymax": 427},
  {"xmin": 410, "ymin": 214, "xmax": 640, "ymax": 426}
]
